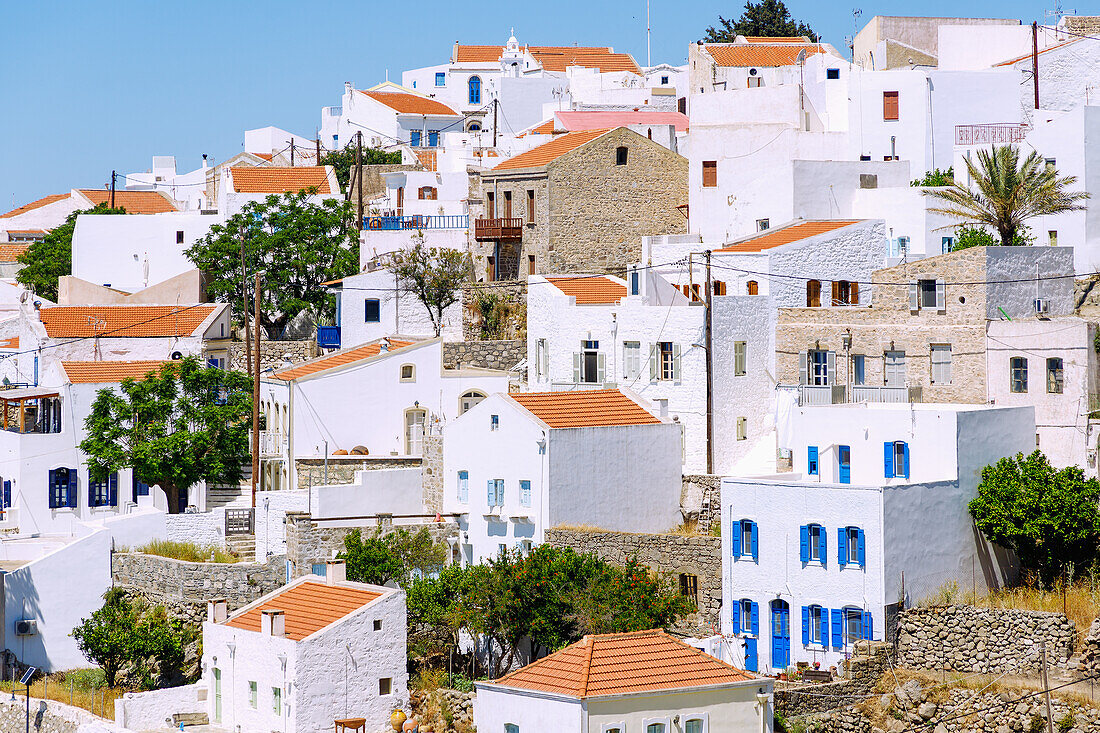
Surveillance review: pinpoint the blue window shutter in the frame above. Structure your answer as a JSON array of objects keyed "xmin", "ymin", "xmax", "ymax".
[
  {"xmin": 901, "ymin": 442, "xmax": 910, "ymax": 478},
  {"xmin": 48, "ymin": 469, "xmax": 57, "ymax": 509},
  {"xmin": 808, "ymin": 446, "xmax": 818, "ymax": 475},
  {"xmin": 884, "ymin": 442, "xmax": 894, "ymax": 478},
  {"xmin": 863, "ymin": 610, "xmax": 874, "ymax": 640},
  {"xmin": 831, "ymin": 609, "xmax": 844, "ymax": 648},
  {"xmin": 108, "ymin": 472, "xmax": 118, "ymax": 506},
  {"xmin": 818, "ymin": 527, "xmax": 827, "ymax": 567},
  {"xmin": 838, "ymin": 526, "xmax": 848, "ymax": 567},
  {"xmin": 799, "ymin": 525, "xmax": 809, "ymax": 562},
  {"xmin": 3, "ymin": 480, "xmax": 10, "ymax": 509},
  {"xmin": 732, "ymin": 603, "xmax": 741, "ymax": 634},
  {"xmin": 750, "ymin": 521, "xmax": 759, "ymax": 561},
  {"xmin": 496, "ymin": 479, "xmax": 505, "ymax": 506},
  {"xmin": 731, "ymin": 519, "xmax": 741, "ymax": 558},
  {"xmin": 819, "ymin": 609, "xmax": 829, "ymax": 647},
  {"xmin": 88, "ymin": 472, "xmax": 96, "ymax": 507},
  {"xmin": 68, "ymin": 469, "xmax": 78, "ymax": 508},
  {"xmin": 801, "ymin": 606, "xmax": 810, "ymax": 646},
  {"xmin": 750, "ymin": 601, "xmax": 759, "ymax": 636},
  {"xmin": 858, "ymin": 529, "xmax": 866, "ymax": 567},
  {"xmin": 487, "ymin": 480, "xmax": 495, "ymax": 507}
]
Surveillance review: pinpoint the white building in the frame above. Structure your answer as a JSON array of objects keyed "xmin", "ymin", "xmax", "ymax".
[
  {"xmin": 720, "ymin": 402, "xmax": 1034, "ymax": 674},
  {"xmin": 264, "ymin": 338, "xmax": 509, "ymax": 492},
  {"xmin": 218, "ymin": 165, "xmax": 341, "ymax": 218},
  {"xmin": 199, "ymin": 562, "xmax": 406, "ymax": 733},
  {"xmin": 442, "ymin": 388, "xmax": 682, "ymax": 564},
  {"xmin": 0, "ymin": 189, "xmax": 179, "ymax": 243},
  {"xmin": 475, "ymin": 629, "xmax": 772, "ymax": 733},
  {"xmin": 331, "ymin": 84, "xmax": 463, "ymax": 153}
]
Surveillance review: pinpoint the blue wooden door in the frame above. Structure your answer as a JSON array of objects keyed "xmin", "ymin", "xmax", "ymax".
[
  {"xmin": 744, "ymin": 636, "xmax": 758, "ymax": 672},
  {"xmin": 838, "ymin": 445, "xmax": 851, "ymax": 484},
  {"xmin": 771, "ymin": 600, "xmax": 790, "ymax": 671}
]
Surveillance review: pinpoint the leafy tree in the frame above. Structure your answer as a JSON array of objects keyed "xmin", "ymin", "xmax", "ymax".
[
  {"xmin": 927, "ymin": 145, "xmax": 1089, "ymax": 247},
  {"xmin": 321, "ymin": 142, "xmax": 402, "ymax": 189},
  {"xmin": 951, "ymin": 224, "xmax": 1032, "ymax": 251},
  {"xmin": 705, "ymin": 0, "xmax": 819, "ymax": 43},
  {"xmin": 387, "ymin": 240, "xmax": 472, "ymax": 336},
  {"xmin": 911, "ymin": 167, "xmax": 954, "ymax": 187},
  {"xmin": 80, "ymin": 358, "xmax": 252, "ymax": 514},
  {"xmin": 341, "ymin": 529, "xmax": 404, "ymax": 586},
  {"xmin": 186, "ymin": 191, "xmax": 358, "ymax": 338},
  {"xmin": 569, "ymin": 558, "xmax": 694, "ymax": 636},
  {"xmin": 72, "ymin": 588, "xmax": 138, "ymax": 687},
  {"xmin": 969, "ymin": 451, "xmax": 1100, "ymax": 584},
  {"xmin": 16, "ymin": 203, "xmax": 127, "ymax": 301},
  {"xmin": 341, "ymin": 527, "xmax": 449, "ymax": 587}
]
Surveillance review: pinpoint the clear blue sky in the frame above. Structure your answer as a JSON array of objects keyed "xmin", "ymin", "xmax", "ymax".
[{"xmin": 0, "ymin": 1, "xmax": 1045, "ymax": 209}]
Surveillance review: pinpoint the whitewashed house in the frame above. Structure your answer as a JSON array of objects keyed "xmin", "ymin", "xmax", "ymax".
[
  {"xmin": 197, "ymin": 561, "xmax": 406, "ymax": 733},
  {"xmin": 720, "ymin": 402, "xmax": 1034, "ymax": 674},
  {"xmin": 331, "ymin": 83, "xmax": 462, "ymax": 153},
  {"xmin": 218, "ymin": 165, "xmax": 341, "ymax": 218},
  {"xmin": 475, "ymin": 629, "xmax": 772, "ymax": 733},
  {"xmin": 442, "ymin": 389, "xmax": 682, "ymax": 564},
  {"xmin": 0, "ymin": 189, "xmax": 179, "ymax": 242}
]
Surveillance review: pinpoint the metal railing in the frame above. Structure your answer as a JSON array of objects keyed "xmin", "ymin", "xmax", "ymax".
[
  {"xmin": 225, "ymin": 507, "xmax": 255, "ymax": 536},
  {"xmin": 364, "ymin": 214, "xmax": 469, "ymax": 231},
  {"xmin": 782, "ymin": 384, "xmax": 923, "ymax": 406},
  {"xmin": 474, "ymin": 217, "xmax": 524, "ymax": 241},
  {"xmin": 955, "ymin": 124, "xmax": 1029, "ymax": 146},
  {"xmin": 260, "ymin": 431, "xmax": 287, "ymax": 456}
]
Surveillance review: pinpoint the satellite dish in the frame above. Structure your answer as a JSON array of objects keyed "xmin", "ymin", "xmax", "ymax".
[
  {"xmin": 795, "ymin": 49, "xmax": 807, "ymax": 65},
  {"xmin": 170, "ymin": 351, "xmax": 184, "ymax": 360}
]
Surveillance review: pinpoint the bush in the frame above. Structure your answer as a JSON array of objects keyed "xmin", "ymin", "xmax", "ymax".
[
  {"xmin": 135, "ymin": 539, "xmax": 238, "ymax": 563},
  {"xmin": 911, "ymin": 167, "xmax": 954, "ymax": 187}
]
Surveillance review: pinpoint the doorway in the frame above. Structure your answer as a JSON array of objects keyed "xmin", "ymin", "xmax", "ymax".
[{"xmin": 771, "ymin": 600, "xmax": 790, "ymax": 671}]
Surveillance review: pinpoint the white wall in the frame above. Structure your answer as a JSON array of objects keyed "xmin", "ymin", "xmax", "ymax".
[
  {"xmin": 474, "ymin": 685, "xmax": 582, "ymax": 732},
  {"xmin": 312, "ymin": 468, "xmax": 423, "ymax": 519},
  {"xmin": 116, "ymin": 682, "xmax": 206, "ymax": 731},
  {"xmin": 589, "ymin": 683, "xmax": 772, "ymax": 733},
  {"xmin": 339, "ymin": 268, "xmax": 463, "ymax": 348}
]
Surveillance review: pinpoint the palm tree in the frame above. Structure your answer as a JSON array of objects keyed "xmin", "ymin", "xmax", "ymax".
[{"xmin": 926, "ymin": 144, "xmax": 1089, "ymax": 246}]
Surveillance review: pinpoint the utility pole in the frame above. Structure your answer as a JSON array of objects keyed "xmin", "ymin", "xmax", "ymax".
[
  {"xmin": 704, "ymin": 249, "xmax": 714, "ymax": 475},
  {"xmin": 356, "ymin": 131, "xmax": 364, "ymax": 230},
  {"xmin": 493, "ymin": 98, "xmax": 499, "ymax": 148},
  {"xmin": 646, "ymin": 0, "xmax": 651, "ymax": 68},
  {"xmin": 1033, "ymin": 21, "xmax": 1041, "ymax": 110},
  {"xmin": 315, "ymin": 136, "xmax": 321, "ymax": 166},
  {"xmin": 290, "ymin": 137, "xmax": 295, "ymax": 166},
  {"xmin": 251, "ymin": 273, "xmax": 261, "ymax": 509},
  {"xmin": 109, "ymin": 171, "xmax": 116, "ymax": 209},
  {"xmin": 1041, "ymin": 640, "xmax": 1054, "ymax": 733}
]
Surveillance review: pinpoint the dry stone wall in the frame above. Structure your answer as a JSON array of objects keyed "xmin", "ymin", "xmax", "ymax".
[
  {"xmin": 0, "ymin": 695, "xmax": 109, "ymax": 733},
  {"xmin": 776, "ymin": 641, "xmax": 891, "ymax": 719},
  {"xmin": 295, "ymin": 456, "xmax": 421, "ymax": 488},
  {"xmin": 421, "ymin": 435, "xmax": 443, "ymax": 513},
  {"xmin": 680, "ymin": 474, "xmax": 721, "ymax": 531},
  {"xmin": 461, "ymin": 282, "xmax": 527, "ymax": 341},
  {"xmin": 228, "ymin": 339, "xmax": 316, "ymax": 372},
  {"xmin": 442, "ymin": 339, "xmax": 525, "ymax": 371},
  {"xmin": 896, "ymin": 605, "xmax": 1076, "ymax": 674}
]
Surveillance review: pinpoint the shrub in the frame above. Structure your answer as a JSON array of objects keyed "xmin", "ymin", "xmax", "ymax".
[
  {"xmin": 135, "ymin": 540, "xmax": 238, "ymax": 564},
  {"xmin": 912, "ymin": 167, "xmax": 954, "ymax": 187}
]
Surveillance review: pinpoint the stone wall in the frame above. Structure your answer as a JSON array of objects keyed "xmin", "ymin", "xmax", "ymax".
[
  {"xmin": 776, "ymin": 641, "xmax": 891, "ymax": 719},
  {"xmin": 461, "ymin": 282, "xmax": 527, "ymax": 341},
  {"xmin": 112, "ymin": 552, "xmax": 287, "ymax": 625},
  {"xmin": 680, "ymin": 474, "xmax": 721, "ymax": 531},
  {"xmin": 1077, "ymin": 617, "xmax": 1100, "ymax": 678},
  {"xmin": 295, "ymin": 456, "xmax": 421, "ymax": 488},
  {"xmin": 896, "ymin": 605, "xmax": 1077, "ymax": 674},
  {"xmin": 442, "ymin": 339, "xmax": 525, "ymax": 372},
  {"xmin": 544, "ymin": 527, "xmax": 720, "ymax": 636},
  {"xmin": 410, "ymin": 688, "xmax": 475, "ymax": 733},
  {"xmin": 285, "ymin": 511, "xmax": 459, "ymax": 578},
  {"xmin": 0, "ymin": 694, "xmax": 109, "ymax": 733},
  {"xmin": 422, "ymin": 435, "xmax": 443, "ymax": 513},
  {"xmin": 228, "ymin": 339, "xmax": 317, "ymax": 373}
]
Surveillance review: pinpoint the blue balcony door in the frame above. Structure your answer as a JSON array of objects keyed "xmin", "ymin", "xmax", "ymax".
[
  {"xmin": 744, "ymin": 637, "xmax": 758, "ymax": 672},
  {"xmin": 771, "ymin": 600, "xmax": 790, "ymax": 671},
  {"xmin": 838, "ymin": 445, "xmax": 851, "ymax": 484}
]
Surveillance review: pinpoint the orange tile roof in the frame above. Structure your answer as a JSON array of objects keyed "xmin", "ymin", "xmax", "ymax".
[
  {"xmin": 38, "ymin": 304, "xmax": 218, "ymax": 338},
  {"xmin": 77, "ymin": 190, "xmax": 178, "ymax": 214},
  {"xmin": 454, "ymin": 45, "xmax": 641, "ymax": 74},
  {"xmin": 510, "ymin": 389, "xmax": 660, "ymax": 428},
  {"xmin": 0, "ymin": 244, "xmax": 31, "ymax": 261},
  {"xmin": 0, "ymin": 193, "xmax": 70, "ymax": 219},
  {"xmin": 272, "ymin": 338, "xmax": 415, "ymax": 380},
  {"xmin": 546, "ymin": 276, "xmax": 627, "ymax": 304},
  {"xmin": 414, "ymin": 149, "xmax": 438, "ymax": 172},
  {"xmin": 253, "ymin": 152, "xmax": 274, "ymax": 161},
  {"xmin": 995, "ymin": 38, "xmax": 1080, "ymax": 67},
  {"xmin": 716, "ymin": 220, "xmax": 861, "ymax": 253},
  {"xmin": 493, "ymin": 129, "xmax": 611, "ymax": 171},
  {"xmin": 361, "ymin": 91, "xmax": 459, "ymax": 116},
  {"xmin": 0, "ymin": 337, "xmax": 18, "ymax": 350},
  {"xmin": 518, "ymin": 119, "xmax": 556, "ymax": 138},
  {"xmin": 4, "ymin": 230, "xmax": 45, "ymax": 235},
  {"xmin": 705, "ymin": 43, "xmax": 825, "ymax": 67},
  {"xmin": 230, "ymin": 166, "xmax": 333, "ymax": 194},
  {"xmin": 494, "ymin": 630, "xmax": 754, "ymax": 698},
  {"xmin": 224, "ymin": 581, "xmax": 382, "ymax": 641},
  {"xmin": 62, "ymin": 360, "xmax": 169, "ymax": 383}
]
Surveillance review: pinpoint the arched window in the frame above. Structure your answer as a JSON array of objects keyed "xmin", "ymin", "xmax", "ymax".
[
  {"xmin": 468, "ymin": 121, "xmax": 481, "ymax": 132},
  {"xmin": 400, "ymin": 364, "xmax": 416, "ymax": 382},
  {"xmin": 468, "ymin": 75, "xmax": 482, "ymax": 104},
  {"xmin": 459, "ymin": 390, "xmax": 487, "ymax": 414}
]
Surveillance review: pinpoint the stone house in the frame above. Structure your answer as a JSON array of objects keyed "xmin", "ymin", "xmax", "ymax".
[{"xmin": 473, "ymin": 126, "xmax": 687, "ymax": 280}]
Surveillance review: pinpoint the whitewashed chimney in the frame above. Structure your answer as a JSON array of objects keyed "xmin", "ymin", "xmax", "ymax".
[
  {"xmin": 261, "ymin": 609, "xmax": 286, "ymax": 637},
  {"xmin": 207, "ymin": 599, "xmax": 228, "ymax": 624},
  {"xmin": 326, "ymin": 559, "xmax": 347, "ymax": 585}
]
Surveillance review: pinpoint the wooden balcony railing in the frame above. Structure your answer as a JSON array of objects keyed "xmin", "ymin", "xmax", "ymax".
[{"xmin": 474, "ymin": 217, "xmax": 524, "ymax": 242}]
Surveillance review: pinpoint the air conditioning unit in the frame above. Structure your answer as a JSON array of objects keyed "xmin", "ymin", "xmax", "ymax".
[
  {"xmin": 1035, "ymin": 298, "xmax": 1049, "ymax": 315},
  {"xmin": 15, "ymin": 619, "xmax": 37, "ymax": 636}
]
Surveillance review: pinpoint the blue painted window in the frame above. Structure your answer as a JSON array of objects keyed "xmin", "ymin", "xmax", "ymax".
[
  {"xmin": 800, "ymin": 523, "xmax": 826, "ymax": 565},
  {"xmin": 457, "ymin": 470, "xmax": 468, "ymax": 502},
  {"xmin": 311, "ymin": 563, "xmax": 326, "ymax": 576},
  {"xmin": 838, "ymin": 526, "xmax": 866, "ymax": 567},
  {"xmin": 435, "ymin": 72, "xmax": 446, "ymax": 87},
  {"xmin": 428, "ymin": 130, "xmax": 439, "ymax": 147},
  {"xmin": 410, "ymin": 131, "xmax": 421, "ymax": 147},
  {"xmin": 48, "ymin": 468, "xmax": 77, "ymax": 509},
  {"xmin": 365, "ymin": 299, "xmax": 380, "ymax": 322},
  {"xmin": 731, "ymin": 518, "xmax": 758, "ymax": 562},
  {"xmin": 519, "ymin": 480, "xmax": 531, "ymax": 507},
  {"xmin": 490, "ymin": 414, "xmax": 499, "ymax": 431},
  {"xmin": 630, "ymin": 270, "xmax": 640, "ymax": 295},
  {"xmin": 802, "ymin": 604, "xmax": 827, "ymax": 645},
  {"xmin": 884, "ymin": 441, "xmax": 909, "ymax": 478},
  {"xmin": 88, "ymin": 470, "xmax": 118, "ymax": 508},
  {"xmin": 838, "ymin": 444, "xmax": 851, "ymax": 484},
  {"xmin": 468, "ymin": 76, "xmax": 481, "ymax": 104},
  {"xmin": 807, "ymin": 446, "xmax": 818, "ymax": 475}
]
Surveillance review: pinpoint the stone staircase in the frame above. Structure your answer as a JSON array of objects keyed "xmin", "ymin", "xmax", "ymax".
[{"xmin": 226, "ymin": 533, "xmax": 256, "ymax": 560}]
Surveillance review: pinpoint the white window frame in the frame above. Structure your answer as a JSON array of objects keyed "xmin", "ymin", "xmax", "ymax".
[
  {"xmin": 808, "ymin": 605, "xmax": 825, "ymax": 646},
  {"xmin": 399, "ymin": 364, "xmax": 416, "ymax": 383},
  {"xmin": 659, "ymin": 342, "xmax": 676, "ymax": 381},
  {"xmin": 739, "ymin": 598, "xmax": 754, "ymax": 636},
  {"xmin": 852, "ymin": 354, "xmax": 866, "ymax": 386},
  {"xmin": 536, "ymin": 339, "xmax": 548, "ymax": 382},
  {"xmin": 457, "ymin": 470, "xmax": 468, "ymax": 503},
  {"xmin": 808, "ymin": 350, "xmax": 829, "ymax": 386},
  {"xmin": 846, "ymin": 527, "xmax": 860, "ymax": 564},
  {"xmin": 601, "ymin": 724, "xmax": 626, "ymax": 733},
  {"xmin": 844, "ymin": 608, "xmax": 863, "ymax": 646},
  {"xmin": 682, "ymin": 714, "xmax": 709, "ymax": 733},
  {"xmin": 643, "ymin": 718, "xmax": 671, "ymax": 733},
  {"xmin": 733, "ymin": 341, "xmax": 747, "ymax": 376},
  {"xmin": 808, "ymin": 524, "xmax": 823, "ymax": 562}
]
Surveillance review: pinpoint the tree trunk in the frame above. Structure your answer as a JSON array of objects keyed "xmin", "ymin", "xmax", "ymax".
[{"xmin": 161, "ymin": 483, "xmax": 181, "ymax": 514}]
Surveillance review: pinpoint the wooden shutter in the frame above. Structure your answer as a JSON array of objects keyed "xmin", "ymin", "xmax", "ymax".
[
  {"xmin": 858, "ymin": 529, "xmax": 866, "ymax": 567},
  {"xmin": 527, "ymin": 190, "xmax": 535, "ymax": 223},
  {"xmin": 798, "ymin": 352, "xmax": 808, "ymax": 385},
  {"xmin": 496, "ymin": 479, "xmax": 505, "ymax": 506},
  {"xmin": 672, "ymin": 344, "xmax": 682, "ymax": 381},
  {"xmin": 731, "ymin": 519, "xmax": 741, "ymax": 557},
  {"xmin": 862, "ymin": 611, "xmax": 874, "ymax": 641},
  {"xmin": 818, "ymin": 527, "xmax": 827, "ymax": 567},
  {"xmin": 67, "ymin": 469, "xmax": 78, "ymax": 507},
  {"xmin": 819, "ymin": 611, "xmax": 829, "ymax": 649},
  {"xmin": 850, "ymin": 282, "xmax": 859, "ymax": 304},
  {"xmin": 732, "ymin": 600, "xmax": 741, "ymax": 634},
  {"xmin": 831, "ymin": 281, "xmax": 841, "ymax": 306},
  {"xmin": 901, "ymin": 442, "xmax": 910, "ymax": 478},
  {"xmin": 831, "ymin": 609, "xmax": 844, "ymax": 648},
  {"xmin": 838, "ymin": 527, "xmax": 848, "ymax": 566},
  {"xmin": 702, "ymin": 160, "xmax": 717, "ymax": 188},
  {"xmin": 883, "ymin": 91, "xmax": 899, "ymax": 121},
  {"xmin": 750, "ymin": 521, "xmax": 758, "ymax": 561},
  {"xmin": 486, "ymin": 192, "xmax": 494, "ymax": 219},
  {"xmin": 799, "ymin": 525, "xmax": 809, "ymax": 562},
  {"xmin": 935, "ymin": 279, "xmax": 946, "ymax": 311},
  {"xmin": 48, "ymin": 469, "xmax": 57, "ymax": 509},
  {"xmin": 108, "ymin": 472, "xmax": 118, "ymax": 506},
  {"xmin": 826, "ymin": 351, "xmax": 836, "ymax": 385},
  {"xmin": 802, "ymin": 607, "xmax": 810, "ymax": 645},
  {"xmin": 596, "ymin": 353, "xmax": 606, "ymax": 384},
  {"xmin": 504, "ymin": 191, "xmax": 512, "ymax": 219},
  {"xmin": 487, "ymin": 480, "xmax": 496, "ymax": 507},
  {"xmin": 649, "ymin": 345, "xmax": 659, "ymax": 381},
  {"xmin": 807, "ymin": 280, "xmax": 821, "ymax": 307},
  {"xmin": 751, "ymin": 601, "xmax": 759, "ymax": 636},
  {"xmin": 2, "ymin": 480, "xmax": 9, "ymax": 511},
  {"xmin": 909, "ymin": 281, "xmax": 919, "ymax": 311},
  {"xmin": 572, "ymin": 353, "xmax": 583, "ymax": 383},
  {"xmin": 714, "ymin": 280, "xmax": 726, "ymax": 295},
  {"xmin": 747, "ymin": 280, "xmax": 758, "ymax": 295}
]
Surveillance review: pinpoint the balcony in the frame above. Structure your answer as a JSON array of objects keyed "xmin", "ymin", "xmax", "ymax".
[
  {"xmin": 474, "ymin": 217, "xmax": 524, "ymax": 242},
  {"xmin": 316, "ymin": 326, "xmax": 340, "ymax": 349},
  {"xmin": 955, "ymin": 124, "xmax": 1029, "ymax": 146},
  {"xmin": 260, "ymin": 431, "xmax": 287, "ymax": 457},
  {"xmin": 364, "ymin": 215, "xmax": 469, "ymax": 231},
  {"xmin": 852, "ymin": 385, "xmax": 922, "ymax": 404},
  {"xmin": 780, "ymin": 384, "xmax": 922, "ymax": 406}
]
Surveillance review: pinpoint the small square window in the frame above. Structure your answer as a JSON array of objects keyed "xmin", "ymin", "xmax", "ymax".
[
  {"xmin": 400, "ymin": 364, "xmax": 415, "ymax": 382},
  {"xmin": 365, "ymin": 299, "xmax": 381, "ymax": 322},
  {"xmin": 919, "ymin": 279, "xmax": 937, "ymax": 309},
  {"xmin": 435, "ymin": 72, "xmax": 446, "ymax": 87},
  {"xmin": 661, "ymin": 75, "xmax": 669, "ymax": 84},
  {"xmin": 756, "ymin": 218, "xmax": 770, "ymax": 232},
  {"xmin": 379, "ymin": 677, "xmax": 392, "ymax": 695},
  {"xmin": 702, "ymin": 160, "xmax": 717, "ymax": 188},
  {"xmin": 678, "ymin": 573, "xmax": 698, "ymax": 607},
  {"xmin": 373, "ymin": 619, "xmax": 383, "ymax": 631},
  {"xmin": 615, "ymin": 146, "xmax": 628, "ymax": 166},
  {"xmin": 826, "ymin": 68, "xmax": 840, "ymax": 80},
  {"xmin": 175, "ymin": 230, "xmax": 184, "ymax": 244}
]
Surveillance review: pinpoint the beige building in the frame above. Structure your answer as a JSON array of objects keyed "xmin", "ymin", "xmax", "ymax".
[
  {"xmin": 851, "ymin": 15, "xmax": 1019, "ymax": 69},
  {"xmin": 473, "ymin": 127, "xmax": 687, "ymax": 280}
]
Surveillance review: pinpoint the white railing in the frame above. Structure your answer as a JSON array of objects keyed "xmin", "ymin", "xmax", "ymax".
[
  {"xmin": 780, "ymin": 384, "xmax": 922, "ymax": 406},
  {"xmin": 260, "ymin": 431, "xmax": 286, "ymax": 456},
  {"xmin": 851, "ymin": 385, "xmax": 922, "ymax": 404},
  {"xmin": 795, "ymin": 385, "xmax": 847, "ymax": 406}
]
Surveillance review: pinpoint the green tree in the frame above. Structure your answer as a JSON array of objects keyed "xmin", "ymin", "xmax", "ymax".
[
  {"xmin": 340, "ymin": 528, "xmax": 404, "ymax": 586},
  {"xmin": 951, "ymin": 224, "xmax": 1032, "ymax": 251},
  {"xmin": 705, "ymin": 0, "xmax": 819, "ymax": 43},
  {"xmin": 321, "ymin": 142, "xmax": 402, "ymax": 189},
  {"xmin": 387, "ymin": 240, "xmax": 472, "ymax": 337},
  {"xmin": 569, "ymin": 558, "xmax": 695, "ymax": 636},
  {"xmin": 969, "ymin": 451, "xmax": 1100, "ymax": 583},
  {"xmin": 341, "ymin": 527, "xmax": 448, "ymax": 587},
  {"xmin": 927, "ymin": 145, "xmax": 1089, "ymax": 247},
  {"xmin": 72, "ymin": 588, "xmax": 138, "ymax": 687},
  {"xmin": 186, "ymin": 191, "xmax": 357, "ymax": 338},
  {"xmin": 16, "ymin": 203, "xmax": 127, "ymax": 301},
  {"xmin": 80, "ymin": 358, "xmax": 252, "ymax": 514}
]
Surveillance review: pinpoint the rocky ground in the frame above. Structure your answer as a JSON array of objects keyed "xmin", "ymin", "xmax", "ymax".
[{"xmin": 407, "ymin": 688, "xmax": 475, "ymax": 733}]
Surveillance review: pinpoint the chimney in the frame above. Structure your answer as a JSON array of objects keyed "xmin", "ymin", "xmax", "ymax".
[
  {"xmin": 345, "ymin": 81, "xmax": 354, "ymax": 95},
  {"xmin": 379, "ymin": 340, "xmax": 389, "ymax": 353},
  {"xmin": 207, "ymin": 599, "xmax": 228, "ymax": 624},
  {"xmin": 326, "ymin": 559, "xmax": 347, "ymax": 585},
  {"xmin": 261, "ymin": 609, "xmax": 286, "ymax": 637}
]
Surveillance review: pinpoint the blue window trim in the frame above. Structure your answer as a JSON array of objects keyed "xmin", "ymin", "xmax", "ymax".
[
  {"xmin": 468, "ymin": 75, "xmax": 482, "ymax": 104},
  {"xmin": 807, "ymin": 446, "xmax": 819, "ymax": 475},
  {"xmin": 435, "ymin": 72, "xmax": 446, "ymax": 87}
]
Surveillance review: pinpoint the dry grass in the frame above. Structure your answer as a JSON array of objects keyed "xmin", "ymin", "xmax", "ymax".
[
  {"xmin": 920, "ymin": 578, "xmax": 1100, "ymax": 637},
  {"xmin": 550, "ymin": 523, "xmax": 608, "ymax": 533},
  {"xmin": 0, "ymin": 671, "xmax": 127, "ymax": 720},
  {"xmin": 135, "ymin": 539, "xmax": 239, "ymax": 563}
]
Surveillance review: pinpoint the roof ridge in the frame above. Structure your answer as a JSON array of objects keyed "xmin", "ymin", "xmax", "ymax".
[{"xmin": 578, "ymin": 635, "xmax": 595, "ymax": 697}]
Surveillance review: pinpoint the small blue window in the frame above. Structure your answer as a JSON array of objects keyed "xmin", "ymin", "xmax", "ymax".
[
  {"xmin": 630, "ymin": 270, "xmax": 640, "ymax": 295},
  {"xmin": 435, "ymin": 72, "xmax": 446, "ymax": 87},
  {"xmin": 661, "ymin": 75, "xmax": 669, "ymax": 84},
  {"xmin": 457, "ymin": 471, "xmax": 468, "ymax": 502},
  {"xmin": 311, "ymin": 563, "xmax": 326, "ymax": 576},
  {"xmin": 730, "ymin": 518, "xmax": 758, "ymax": 561},
  {"xmin": 490, "ymin": 414, "xmax": 499, "ymax": 431},
  {"xmin": 807, "ymin": 446, "xmax": 819, "ymax": 475},
  {"xmin": 412, "ymin": 81, "xmax": 416, "ymax": 88},
  {"xmin": 428, "ymin": 130, "xmax": 439, "ymax": 147},
  {"xmin": 800, "ymin": 523, "xmax": 826, "ymax": 565},
  {"xmin": 519, "ymin": 480, "xmax": 531, "ymax": 507},
  {"xmin": 88, "ymin": 470, "xmax": 118, "ymax": 508},
  {"xmin": 468, "ymin": 75, "xmax": 481, "ymax": 104},
  {"xmin": 942, "ymin": 236, "xmax": 954, "ymax": 254},
  {"xmin": 410, "ymin": 131, "xmax": 421, "ymax": 147},
  {"xmin": 884, "ymin": 441, "xmax": 909, "ymax": 479}
]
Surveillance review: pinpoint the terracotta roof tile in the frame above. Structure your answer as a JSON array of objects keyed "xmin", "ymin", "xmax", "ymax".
[
  {"xmin": 272, "ymin": 338, "xmax": 415, "ymax": 380},
  {"xmin": 493, "ymin": 129, "xmax": 611, "ymax": 171},
  {"xmin": 546, "ymin": 276, "xmax": 627, "ymax": 304},
  {"xmin": 77, "ymin": 190, "xmax": 178, "ymax": 214},
  {"xmin": 705, "ymin": 43, "xmax": 826, "ymax": 67},
  {"xmin": 743, "ymin": 35, "xmax": 813, "ymax": 43},
  {"xmin": 230, "ymin": 166, "xmax": 333, "ymax": 194},
  {"xmin": 0, "ymin": 244, "xmax": 30, "ymax": 261},
  {"xmin": 61, "ymin": 360, "xmax": 169, "ymax": 383},
  {"xmin": 38, "ymin": 304, "xmax": 218, "ymax": 338},
  {"xmin": 361, "ymin": 91, "xmax": 459, "ymax": 116},
  {"xmin": 0, "ymin": 194, "xmax": 70, "ymax": 219},
  {"xmin": 454, "ymin": 45, "xmax": 641, "ymax": 74},
  {"xmin": 224, "ymin": 581, "xmax": 382, "ymax": 641},
  {"xmin": 493, "ymin": 629, "xmax": 754, "ymax": 698},
  {"xmin": 716, "ymin": 220, "xmax": 861, "ymax": 253},
  {"xmin": 0, "ymin": 337, "xmax": 18, "ymax": 350},
  {"xmin": 518, "ymin": 119, "xmax": 556, "ymax": 138},
  {"xmin": 414, "ymin": 149, "xmax": 438, "ymax": 172},
  {"xmin": 995, "ymin": 38, "xmax": 1080, "ymax": 67},
  {"xmin": 253, "ymin": 152, "xmax": 274, "ymax": 161},
  {"xmin": 510, "ymin": 389, "xmax": 659, "ymax": 428}
]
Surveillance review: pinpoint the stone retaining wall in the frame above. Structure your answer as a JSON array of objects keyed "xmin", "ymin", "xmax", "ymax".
[
  {"xmin": 228, "ymin": 339, "xmax": 316, "ymax": 372},
  {"xmin": 544, "ymin": 527, "xmax": 720, "ymax": 636},
  {"xmin": 461, "ymin": 282, "xmax": 527, "ymax": 341},
  {"xmin": 776, "ymin": 641, "xmax": 891, "ymax": 719},
  {"xmin": 896, "ymin": 605, "xmax": 1076, "ymax": 674},
  {"xmin": 295, "ymin": 456, "xmax": 421, "ymax": 488},
  {"xmin": 1078, "ymin": 617, "xmax": 1100, "ymax": 678},
  {"xmin": 112, "ymin": 552, "xmax": 287, "ymax": 625},
  {"xmin": 0, "ymin": 694, "xmax": 109, "ymax": 733},
  {"xmin": 422, "ymin": 435, "xmax": 443, "ymax": 513},
  {"xmin": 410, "ymin": 688, "xmax": 475, "ymax": 733},
  {"xmin": 442, "ymin": 339, "xmax": 525, "ymax": 372},
  {"xmin": 680, "ymin": 474, "xmax": 721, "ymax": 531}
]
